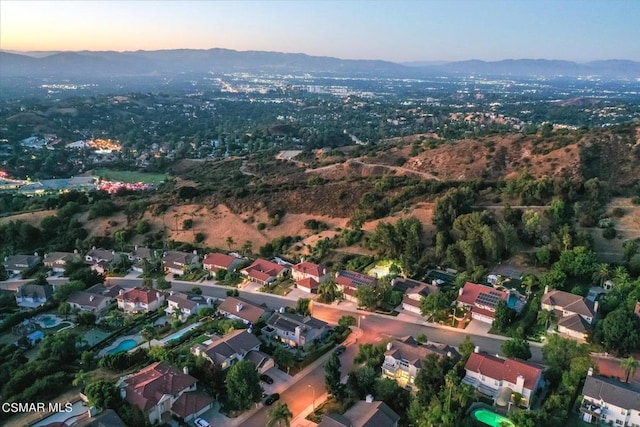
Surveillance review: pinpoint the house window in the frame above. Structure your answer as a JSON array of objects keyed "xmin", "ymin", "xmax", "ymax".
[
  {"xmin": 615, "ymin": 421, "xmax": 623, "ymax": 425},
  {"xmin": 495, "ymin": 381, "xmax": 499, "ymax": 386}
]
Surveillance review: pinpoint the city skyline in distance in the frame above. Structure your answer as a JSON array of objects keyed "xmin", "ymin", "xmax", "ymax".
[{"xmin": 1, "ymin": 0, "xmax": 639, "ymax": 63}]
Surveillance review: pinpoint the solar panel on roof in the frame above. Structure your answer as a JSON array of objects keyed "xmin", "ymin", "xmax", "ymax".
[{"xmin": 475, "ymin": 291, "xmax": 502, "ymax": 307}]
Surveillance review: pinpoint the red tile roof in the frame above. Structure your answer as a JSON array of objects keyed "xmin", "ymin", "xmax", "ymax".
[
  {"xmin": 457, "ymin": 282, "xmax": 508, "ymax": 312},
  {"xmin": 123, "ymin": 362, "xmax": 197, "ymax": 411},
  {"xmin": 170, "ymin": 391, "xmax": 212, "ymax": 418},
  {"xmin": 203, "ymin": 253, "xmax": 237, "ymax": 270},
  {"xmin": 297, "ymin": 277, "xmax": 319, "ymax": 291},
  {"xmin": 293, "ymin": 261, "xmax": 326, "ymax": 278},
  {"xmin": 465, "ymin": 353, "xmax": 542, "ymax": 391},
  {"xmin": 242, "ymin": 258, "xmax": 286, "ymax": 282},
  {"xmin": 116, "ymin": 287, "xmax": 162, "ymax": 304}
]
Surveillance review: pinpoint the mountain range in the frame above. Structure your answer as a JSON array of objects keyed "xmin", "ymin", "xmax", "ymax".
[{"xmin": 1, "ymin": 48, "xmax": 639, "ymax": 79}]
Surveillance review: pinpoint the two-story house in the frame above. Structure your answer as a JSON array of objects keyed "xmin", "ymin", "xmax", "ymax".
[
  {"xmin": 119, "ymin": 362, "xmax": 212, "ymax": 424},
  {"xmin": 165, "ymin": 292, "xmax": 213, "ymax": 321},
  {"xmin": 580, "ymin": 369, "xmax": 640, "ymax": 426},
  {"xmin": 462, "ymin": 350, "xmax": 544, "ymax": 409},
  {"xmin": 217, "ymin": 296, "xmax": 269, "ymax": 326},
  {"xmin": 67, "ymin": 291, "xmax": 111, "ymax": 315},
  {"xmin": 128, "ymin": 246, "xmax": 156, "ymax": 273},
  {"xmin": 3, "ymin": 253, "xmax": 42, "ymax": 276},
  {"xmin": 292, "ymin": 261, "xmax": 330, "ymax": 293},
  {"xmin": 456, "ymin": 282, "xmax": 510, "ymax": 324},
  {"xmin": 334, "ymin": 270, "xmax": 377, "ymax": 303},
  {"xmin": 241, "ymin": 258, "xmax": 288, "ymax": 286},
  {"xmin": 393, "ymin": 278, "xmax": 440, "ymax": 315},
  {"xmin": 43, "ymin": 251, "xmax": 81, "ymax": 274},
  {"xmin": 85, "ymin": 247, "xmax": 120, "ymax": 274},
  {"xmin": 382, "ymin": 336, "xmax": 460, "ymax": 389},
  {"xmin": 15, "ymin": 283, "xmax": 53, "ymax": 308},
  {"xmin": 541, "ymin": 287, "xmax": 598, "ymax": 341},
  {"xmin": 202, "ymin": 252, "xmax": 243, "ymax": 273},
  {"xmin": 116, "ymin": 287, "xmax": 165, "ymax": 314},
  {"xmin": 319, "ymin": 397, "xmax": 400, "ymax": 427},
  {"xmin": 162, "ymin": 250, "xmax": 200, "ymax": 276},
  {"xmin": 262, "ymin": 311, "xmax": 328, "ymax": 348},
  {"xmin": 191, "ymin": 329, "xmax": 271, "ymax": 372}
]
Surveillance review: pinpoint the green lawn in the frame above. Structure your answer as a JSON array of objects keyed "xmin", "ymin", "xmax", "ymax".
[{"xmin": 93, "ymin": 168, "xmax": 169, "ymax": 184}]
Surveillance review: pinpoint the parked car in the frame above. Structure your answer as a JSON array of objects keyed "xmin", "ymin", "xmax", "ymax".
[
  {"xmin": 260, "ymin": 374, "xmax": 274, "ymax": 384},
  {"xmin": 264, "ymin": 393, "xmax": 280, "ymax": 406},
  {"xmin": 194, "ymin": 418, "xmax": 210, "ymax": 427},
  {"xmin": 334, "ymin": 345, "xmax": 346, "ymax": 354}
]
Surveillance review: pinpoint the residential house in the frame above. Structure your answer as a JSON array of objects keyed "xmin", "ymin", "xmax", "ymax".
[
  {"xmin": 191, "ymin": 329, "xmax": 272, "ymax": 372},
  {"xmin": 292, "ymin": 261, "xmax": 329, "ymax": 293},
  {"xmin": 462, "ymin": 350, "xmax": 544, "ymax": 409},
  {"xmin": 166, "ymin": 292, "xmax": 214, "ymax": 321},
  {"xmin": 318, "ymin": 397, "xmax": 400, "ymax": 427},
  {"xmin": 489, "ymin": 265, "xmax": 523, "ymax": 284},
  {"xmin": 202, "ymin": 252, "xmax": 243, "ymax": 273},
  {"xmin": 218, "ymin": 296, "xmax": 269, "ymax": 326},
  {"xmin": 128, "ymin": 246, "xmax": 156, "ymax": 273},
  {"xmin": 541, "ymin": 287, "xmax": 598, "ymax": 341},
  {"xmin": 85, "ymin": 247, "xmax": 120, "ymax": 274},
  {"xmin": 163, "ymin": 250, "xmax": 200, "ymax": 276},
  {"xmin": 15, "ymin": 283, "xmax": 53, "ymax": 308},
  {"xmin": 382, "ymin": 336, "xmax": 460, "ymax": 389},
  {"xmin": 74, "ymin": 409, "xmax": 127, "ymax": 427},
  {"xmin": 67, "ymin": 291, "xmax": 111, "ymax": 315},
  {"xmin": 116, "ymin": 287, "xmax": 166, "ymax": 314},
  {"xmin": 334, "ymin": 270, "xmax": 377, "ymax": 303},
  {"xmin": 456, "ymin": 282, "xmax": 509, "ymax": 324},
  {"xmin": 241, "ymin": 258, "xmax": 288, "ymax": 286},
  {"xmin": 580, "ymin": 369, "xmax": 640, "ymax": 426},
  {"xmin": 86, "ymin": 283, "xmax": 124, "ymax": 302},
  {"xmin": 393, "ymin": 277, "xmax": 439, "ymax": 315},
  {"xmin": 119, "ymin": 362, "xmax": 212, "ymax": 424},
  {"xmin": 3, "ymin": 253, "xmax": 42, "ymax": 275},
  {"xmin": 43, "ymin": 251, "xmax": 81, "ymax": 273},
  {"xmin": 262, "ymin": 311, "xmax": 328, "ymax": 348}
]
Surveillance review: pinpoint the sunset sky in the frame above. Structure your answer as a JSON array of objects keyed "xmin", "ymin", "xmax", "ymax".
[{"xmin": 1, "ymin": 0, "xmax": 639, "ymax": 62}]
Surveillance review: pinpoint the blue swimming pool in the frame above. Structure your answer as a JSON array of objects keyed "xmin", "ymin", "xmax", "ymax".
[
  {"xmin": 507, "ymin": 295, "xmax": 518, "ymax": 309},
  {"xmin": 107, "ymin": 339, "xmax": 137, "ymax": 355}
]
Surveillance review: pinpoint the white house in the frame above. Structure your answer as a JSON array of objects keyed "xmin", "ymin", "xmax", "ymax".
[
  {"xmin": 116, "ymin": 287, "xmax": 165, "ymax": 314},
  {"xmin": 580, "ymin": 369, "xmax": 640, "ymax": 426},
  {"xmin": 262, "ymin": 311, "xmax": 328, "ymax": 348},
  {"xmin": 165, "ymin": 292, "xmax": 213, "ymax": 321},
  {"xmin": 462, "ymin": 350, "xmax": 544, "ymax": 409},
  {"xmin": 541, "ymin": 287, "xmax": 597, "ymax": 341},
  {"xmin": 43, "ymin": 251, "xmax": 81, "ymax": 273},
  {"xmin": 191, "ymin": 329, "xmax": 266, "ymax": 371}
]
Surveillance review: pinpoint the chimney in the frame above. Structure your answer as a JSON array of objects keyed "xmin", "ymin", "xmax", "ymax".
[
  {"xmin": 588, "ymin": 367, "xmax": 593, "ymax": 376},
  {"xmin": 156, "ymin": 292, "xmax": 161, "ymax": 300},
  {"xmin": 34, "ymin": 252, "xmax": 38, "ymax": 257},
  {"xmin": 458, "ymin": 287, "xmax": 464, "ymax": 296},
  {"xmin": 193, "ymin": 249, "xmax": 197, "ymax": 255},
  {"xmin": 594, "ymin": 301, "xmax": 599, "ymax": 313},
  {"xmin": 119, "ymin": 386, "xmax": 126, "ymax": 399},
  {"xmin": 544, "ymin": 285, "xmax": 549, "ymax": 295},
  {"xmin": 386, "ymin": 342, "xmax": 393, "ymax": 351},
  {"xmin": 89, "ymin": 295, "xmax": 95, "ymax": 302},
  {"xmin": 236, "ymin": 303, "xmax": 243, "ymax": 312},
  {"xmin": 119, "ymin": 289, "xmax": 124, "ymax": 295},
  {"xmin": 183, "ymin": 366, "xmax": 189, "ymax": 375},
  {"xmin": 516, "ymin": 374, "xmax": 525, "ymax": 392},
  {"xmin": 134, "ymin": 245, "xmax": 138, "ymax": 251},
  {"xmin": 474, "ymin": 346, "xmax": 480, "ymax": 354},
  {"xmin": 74, "ymin": 249, "xmax": 78, "ymax": 254},
  {"xmin": 279, "ymin": 307, "xmax": 285, "ymax": 313},
  {"xmin": 365, "ymin": 394, "xmax": 374, "ymax": 403}
]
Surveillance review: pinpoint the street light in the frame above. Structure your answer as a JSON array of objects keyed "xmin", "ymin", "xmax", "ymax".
[{"xmin": 308, "ymin": 384, "xmax": 316, "ymax": 413}]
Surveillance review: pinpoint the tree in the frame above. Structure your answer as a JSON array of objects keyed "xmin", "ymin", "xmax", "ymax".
[
  {"xmin": 600, "ymin": 308, "xmax": 640, "ymax": 355},
  {"xmin": 226, "ymin": 359, "xmax": 262, "ymax": 410},
  {"xmin": 84, "ymin": 380, "xmax": 119, "ymax": 411},
  {"xmin": 415, "ymin": 353, "xmax": 447, "ymax": 405},
  {"xmin": 156, "ymin": 276, "xmax": 171, "ymax": 290},
  {"xmin": 267, "ymin": 402, "xmax": 293, "ymax": 427},
  {"xmin": 355, "ymin": 285, "xmax": 378, "ymax": 310},
  {"xmin": 459, "ymin": 336, "xmax": 475, "ymax": 359},
  {"xmin": 273, "ymin": 346, "xmax": 294, "ymax": 370},
  {"xmin": 226, "ymin": 236, "xmax": 235, "ymax": 251},
  {"xmin": 141, "ymin": 326, "xmax": 155, "ymax": 349},
  {"xmin": 338, "ymin": 315, "xmax": 356, "ymax": 328},
  {"xmin": 325, "ymin": 352, "xmax": 343, "ymax": 397},
  {"xmin": 346, "ymin": 365, "xmax": 378, "ymax": 399},
  {"xmin": 621, "ymin": 356, "xmax": 639, "ymax": 383},
  {"xmin": 592, "ymin": 263, "xmax": 610, "ymax": 287},
  {"xmin": 493, "ymin": 300, "xmax": 515, "ymax": 332},
  {"xmin": 295, "ymin": 298, "xmax": 311, "ymax": 316},
  {"xmin": 38, "ymin": 331, "xmax": 78, "ymax": 363},
  {"xmin": 501, "ymin": 338, "xmax": 532, "ymax": 360},
  {"xmin": 354, "ymin": 343, "xmax": 385, "ymax": 370},
  {"xmin": 542, "ymin": 335, "xmax": 590, "ymax": 387},
  {"xmin": 420, "ymin": 292, "xmax": 451, "ymax": 318},
  {"xmin": 522, "ymin": 210, "xmax": 542, "ymax": 242},
  {"xmin": 241, "ymin": 240, "xmax": 253, "ymax": 256},
  {"xmin": 537, "ymin": 309, "xmax": 555, "ymax": 330},
  {"xmin": 58, "ymin": 302, "xmax": 72, "ymax": 320},
  {"xmin": 318, "ymin": 280, "xmax": 339, "ymax": 303}
]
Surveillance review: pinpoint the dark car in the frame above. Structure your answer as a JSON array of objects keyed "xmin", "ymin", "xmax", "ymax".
[
  {"xmin": 260, "ymin": 374, "xmax": 274, "ymax": 384},
  {"xmin": 264, "ymin": 393, "xmax": 280, "ymax": 406},
  {"xmin": 334, "ymin": 345, "xmax": 346, "ymax": 354}
]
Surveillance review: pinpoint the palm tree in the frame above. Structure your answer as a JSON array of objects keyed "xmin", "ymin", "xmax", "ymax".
[
  {"xmin": 522, "ymin": 274, "xmax": 536, "ymax": 297},
  {"xmin": 318, "ymin": 280, "xmax": 338, "ymax": 303},
  {"xmin": 537, "ymin": 309, "xmax": 555, "ymax": 330},
  {"xmin": 72, "ymin": 370, "xmax": 88, "ymax": 390},
  {"xmin": 241, "ymin": 240, "xmax": 253, "ymax": 256},
  {"xmin": 621, "ymin": 356, "xmax": 639, "ymax": 383},
  {"xmin": 141, "ymin": 325, "xmax": 155, "ymax": 349},
  {"xmin": 226, "ymin": 236, "xmax": 234, "ymax": 251},
  {"xmin": 267, "ymin": 402, "xmax": 293, "ymax": 427},
  {"xmin": 592, "ymin": 263, "xmax": 610, "ymax": 287}
]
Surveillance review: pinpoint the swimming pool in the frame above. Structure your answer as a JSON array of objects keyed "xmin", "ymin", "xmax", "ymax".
[
  {"xmin": 38, "ymin": 315, "xmax": 63, "ymax": 328},
  {"xmin": 107, "ymin": 339, "xmax": 137, "ymax": 355},
  {"xmin": 471, "ymin": 408, "xmax": 514, "ymax": 427}
]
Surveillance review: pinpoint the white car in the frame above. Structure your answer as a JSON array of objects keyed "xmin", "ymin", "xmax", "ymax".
[{"xmin": 194, "ymin": 418, "xmax": 210, "ymax": 427}]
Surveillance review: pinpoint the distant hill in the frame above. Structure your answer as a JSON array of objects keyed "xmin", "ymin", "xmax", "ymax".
[{"xmin": 1, "ymin": 49, "xmax": 639, "ymax": 80}]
